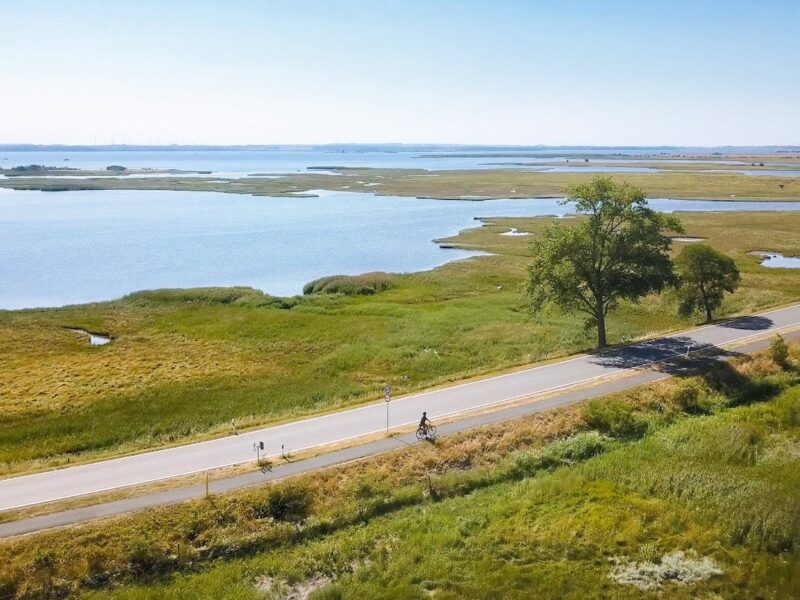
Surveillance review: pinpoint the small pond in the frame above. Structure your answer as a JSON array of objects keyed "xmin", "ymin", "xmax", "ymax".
[
  {"xmin": 671, "ymin": 236, "xmax": 707, "ymax": 243},
  {"xmin": 749, "ymin": 251, "xmax": 800, "ymax": 268}
]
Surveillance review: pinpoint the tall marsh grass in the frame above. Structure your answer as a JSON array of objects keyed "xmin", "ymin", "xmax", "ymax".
[{"xmin": 302, "ymin": 272, "xmax": 396, "ymax": 296}]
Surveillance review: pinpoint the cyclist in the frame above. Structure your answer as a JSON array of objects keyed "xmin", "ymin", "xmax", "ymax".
[{"xmin": 418, "ymin": 411, "xmax": 432, "ymax": 435}]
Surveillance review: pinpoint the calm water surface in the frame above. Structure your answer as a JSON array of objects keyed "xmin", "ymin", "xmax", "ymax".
[
  {"xmin": 749, "ymin": 251, "xmax": 800, "ymax": 269},
  {"xmin": 3, "ymin": 149, "xmax": 798, "ymax": 176},
  {"xmin": 3, "ymin": 188, "xmax": 800, "ymax": 310}
]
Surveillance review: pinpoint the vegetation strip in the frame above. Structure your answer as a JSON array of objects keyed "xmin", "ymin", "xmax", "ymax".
[{"xmin": 3, "ymin": 163, "xmax": 800, "ymax": 200}]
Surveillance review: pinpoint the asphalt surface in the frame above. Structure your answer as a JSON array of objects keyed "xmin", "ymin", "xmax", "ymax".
[{"xmin": 1, "ymin": 303, "xmax": 799, "ymax": 528}]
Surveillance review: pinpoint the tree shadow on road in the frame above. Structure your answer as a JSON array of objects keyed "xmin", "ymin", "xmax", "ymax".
[
  {"xmin": 716, "ymin": 315, "xmax": 773, "ymax": 330},
  {"xmin": 588, "ymin": 336, "xmax": 733, "ymax": 375}
]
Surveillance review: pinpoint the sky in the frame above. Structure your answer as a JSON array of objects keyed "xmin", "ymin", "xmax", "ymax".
[{"xmin": 1, "ymin": 0, "xmax": 799, "ymax": 146}]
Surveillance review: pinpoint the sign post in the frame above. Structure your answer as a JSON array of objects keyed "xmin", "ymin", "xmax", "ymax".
[
  {"xmin": 384, "ymin": 384, "xmax": 391, "ymax": 434},
  {"xmin": 253, "ymin": 441, "xmax": 264, "ymax": 464}
]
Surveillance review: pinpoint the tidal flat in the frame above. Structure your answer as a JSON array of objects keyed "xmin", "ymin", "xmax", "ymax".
[{"xmin": 3, "ymin": 152, "xmax": 800, "ymax": 200}]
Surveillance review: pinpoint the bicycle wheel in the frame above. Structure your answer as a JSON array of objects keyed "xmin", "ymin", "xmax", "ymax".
[
  {"xmin": 416, "ymin": 427, "xmax": 426, "ymax": 441},
  {"xmin": 427, "ymin": 425, "xmax": 437, "ymax": 437}
]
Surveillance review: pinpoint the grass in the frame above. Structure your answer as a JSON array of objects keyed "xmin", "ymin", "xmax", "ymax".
[
  {"xmin": 1, "ymin": 210, "xmax": 800, "ymax": 475},
  {"xmin": 0, "ymin": 342, "xmax": 797, "ymax": 599},
  {"xmin": 303, "ymin": 272, "xmax": 396, "ymax": 296},
  {"xmin": 3, "ymin": 160, "xmax": 800, "ymax": 200}
]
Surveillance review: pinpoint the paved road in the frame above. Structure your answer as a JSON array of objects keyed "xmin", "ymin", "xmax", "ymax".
[{"xmin": 2, "ymin": 304, "xmax": 799, "ymax": 513}]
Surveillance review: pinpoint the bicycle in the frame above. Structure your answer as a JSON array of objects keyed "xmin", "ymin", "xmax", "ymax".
[{"xmin": 416, "ymin": 423, "xmax": 437, "ymax": 441}]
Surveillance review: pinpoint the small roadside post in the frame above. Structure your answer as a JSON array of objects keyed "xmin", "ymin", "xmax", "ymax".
[
  {"xmin": 385, "ymin": 384, "xmax": 391, "ymax": 434},
  {"xmin": 254, "ymin": 441, "xmax": 264, "ymax": 464}
]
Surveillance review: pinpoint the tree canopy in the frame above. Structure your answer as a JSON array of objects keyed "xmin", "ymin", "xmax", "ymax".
[
  {"xmin": 675, "ymin": 244, "xmax": 740, "ymax": 322},
  {"xmin": 528, "ymin": 177, "xmax": 682, "ymax": 348}
]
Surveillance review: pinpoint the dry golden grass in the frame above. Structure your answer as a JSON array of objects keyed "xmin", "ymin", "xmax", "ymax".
[{"xmin": 0, "ymin": 315, "xmax": 271, "ymax": 415}]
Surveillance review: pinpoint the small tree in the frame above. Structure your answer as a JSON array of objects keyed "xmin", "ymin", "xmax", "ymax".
[
  {"xmin": 528, "ymin": 177, "xmax": 682, "ymax": 348},
  {"xmin": 676, "ymin": 244, "xmax": 740, "ymax": 322},
  {"xmin": 769, "ymin": 334, "xmax": 789, "ymax": 367}
]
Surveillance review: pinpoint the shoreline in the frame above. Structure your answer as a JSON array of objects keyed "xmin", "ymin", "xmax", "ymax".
[{"xmin": 2, "ymin": 162, "xmax": 800, "ymax": 201}]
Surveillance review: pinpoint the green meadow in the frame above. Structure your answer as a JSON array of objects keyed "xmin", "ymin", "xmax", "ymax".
[
  {"xmin": 2, "ymin": 342, "xmax": 798, "ymax": 598},
  {"xmin": 2, "ymin": 211, "xmax": 800, "ymax": 474}
]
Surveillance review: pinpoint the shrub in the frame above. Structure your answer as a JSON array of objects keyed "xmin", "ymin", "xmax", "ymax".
[
  {"xmin": 303, "ymin": 272, "xmax": 395, "ymax": 296},
  {"xmin": 671, "ymin": 378, "xmax": 723, "ymax": 413},
  {"xmin": 582, "ymin": 398, "xmax": 648, "ymax": 439},
  {"xmin": 672, "ymin": 379, "xmax": 705, "ymax": 413},
  {"xmin": 769, "ymin": 334, "xmax": 790, "ymax": 367},
  {"xmin": 736, "ymin": 375, "xmax": 785, "ymax": 406},
  {"xmin": 253, "ymin": 486, "xmax": 312, "ymax": 522},
  {"xmin": 127, "ymin": 541, "xmax": 176, "ymax": 579},
  {"xmin": 106, "ymin": 165, "xmax": 127, "ymax": 171}
]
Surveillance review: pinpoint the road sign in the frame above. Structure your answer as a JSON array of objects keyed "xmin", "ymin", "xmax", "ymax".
[
  {"xmin": 253, "ymin": 441, "xmax": 264, "ymax": 463},
  {"xmin": 384, "ymin": 385, "xmax": 391, "ymax": 434}
]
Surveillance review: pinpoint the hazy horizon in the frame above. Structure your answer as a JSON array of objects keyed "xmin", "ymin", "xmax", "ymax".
[{"xmin": 2, "ymin": 143, "xmax": 799, "ymax": 152}]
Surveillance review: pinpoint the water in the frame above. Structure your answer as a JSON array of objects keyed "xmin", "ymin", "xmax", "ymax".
[
  {"xmin": 2, "ymin": 148, "xmax": 799, "ymax": 177},
  {"xmin": 3, "ymin": 188, "xmax": 800, "ymax": 310},
  {"xmin": 749, "ymin": 251, "xmax": 800, "ymax": 268},
  {"xmin": 0, "ymin": 149, "xmax": 578, "ymax": 175},
  {"xmin": 66, "ymin": 327, "xmax": 112, "ymax": 345}
]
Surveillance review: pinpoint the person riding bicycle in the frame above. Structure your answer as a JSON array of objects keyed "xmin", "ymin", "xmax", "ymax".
[{"xmin": 418, "ymin": 411, "xmax": 432, "ymax": 435}]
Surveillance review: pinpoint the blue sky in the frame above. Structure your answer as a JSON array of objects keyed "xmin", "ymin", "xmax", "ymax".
[{"xmin": 2, "ymin": 0, "xmax": 798, "ymax": 145}]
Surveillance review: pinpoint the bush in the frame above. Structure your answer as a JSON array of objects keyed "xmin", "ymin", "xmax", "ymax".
[
  {"xmin": 253, "ymin": 486, "xmax": 312, "ymax": 522},
  {"xmin": 303, "ymin": 272, "xmax": 395, "ymax": 296},
  {"xmin": 582, "ymin": 398, "xmax": 648, "ymax": 439},
  {"xmin": 769, "ymin": 334, "xmax": 790, "ymax": 367},
  {"xmin": 127, "ymin": 541, "xmax": 176, "ymax": 579},
  {"xmin": 672, "ymin": 379, "xmax": 705, "ymax": 413},
  {"xmin": 106, "ymin": 165, "xmax": 127, "ymax": 171},
  {"xmin": 671, "ymin": 378, "xmax": 723, "ymax": 414}
]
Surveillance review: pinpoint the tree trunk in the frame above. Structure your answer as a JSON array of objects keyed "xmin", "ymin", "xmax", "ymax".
[
  {"xmin": 596, "ymin": 311, "xmax": 608, "ymax": 348},
  {"xmin": 705, "ymin": 302, "xmax": 712, "ymax": 323}
]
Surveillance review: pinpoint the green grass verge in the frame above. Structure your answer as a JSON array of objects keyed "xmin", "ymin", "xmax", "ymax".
[
  {"xmin": 92, "ymin": 385, "xmax": 800, "ymax": 599},
  {"xmin": 2, "ymin": 345, "xmax": 796, "ymax": 599}
]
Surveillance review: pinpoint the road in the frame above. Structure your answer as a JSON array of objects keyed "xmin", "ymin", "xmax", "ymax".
[{"xmin": 1, "ymin": 303, "xmax": 799, "ymax": 513}]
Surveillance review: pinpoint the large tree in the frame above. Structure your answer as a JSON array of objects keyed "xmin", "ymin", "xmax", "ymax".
[
  {"xmin": 527, "ymin": 177, "xmax": 682, "ymax": 348},
  {"xmin": 675, "ymin": 244, "xmax": 740, "ymax": 322}
]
